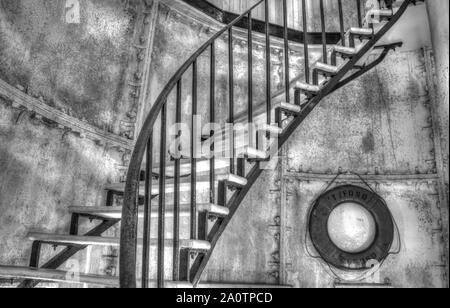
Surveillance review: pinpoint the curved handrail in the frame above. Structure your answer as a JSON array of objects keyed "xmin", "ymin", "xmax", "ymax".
[{"xmin": 119, "ymin": 0, "xmax": 265, "ymax": 288}]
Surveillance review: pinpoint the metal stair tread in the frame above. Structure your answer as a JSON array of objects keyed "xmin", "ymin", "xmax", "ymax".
[
  {"xmin": 349, "ymin": 27, "xmax": 374, "ymax": 36},
  {"xmin": 69, "ymin": 203, "xmax": 229, "ymax": 219},
  {"xmin": 314, "ymin": 61, "xmax": 340, "ymax": 74},
  {"xmin": 203, "ymin": 123, "xmax": 283, "ymax": 137},
  {"xmin": 258, "ymin": 123, "xmax": 283, "ymax": 135},
  {"xmin": 274, "ymin": 102, "xmax": 302, "ymax": 113},
  {"xmin": 27, "ymin": 232, "xmax": 211, "ymax": 251},
  {"xmin": 333, "ymin": 45, "xmax": 359, "ymax": 56},
  {"xmin": 0, "ymin": 266, "xmax": 292, "ymax": 288},
  {"xmin": 295, "ymin": 81, "xmax": 321, "ymax": 94},
  {"xmin": 368, "ymin": 8, "xmax": 396, "ymax": 17},
  {"xmin": 105, "ymin": 175, "xmax": 216, "ymax": 195},
  {"xmin": 217, "ymin": 173, "xmax": 248, "ymax": 187},
  {"xmin": 237, "ymin": 146, "xmax": 269, "ymax": 160},
  {"xmin": 145, "ymin": 158, "xmax": 230, "ymax": 176},
  {"xmin": 198, "ymin": 123, "xmax": 283, "ymax": 147}
]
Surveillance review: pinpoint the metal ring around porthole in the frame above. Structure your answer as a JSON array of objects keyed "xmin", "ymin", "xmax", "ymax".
[{"xmin": 309, "ymin": 185, "xmax": 394, "ymax": 270}]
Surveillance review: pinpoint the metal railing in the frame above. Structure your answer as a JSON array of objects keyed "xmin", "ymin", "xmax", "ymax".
[{"xmin": 119, "ymin": 0, "xmax": 411, "ymax": 288}]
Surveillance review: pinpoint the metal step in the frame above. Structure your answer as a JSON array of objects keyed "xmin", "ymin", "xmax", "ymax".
[
  {"xmin": 349, "ymin": 27, "xmax": 374, "ymax": 37},
  {"xmin": 69, "ymin": 203, "xmax": 230, "ymax": 219},
  {"xmin": 218, "ymin": 174, "xmax": 247, "ymax": 188},
  {"xmin": 333, "ymin": 45, "xmax": 359, "ymax": 57},
  {"xmin": 274, "ymin": 102, "xmax": 302, "ymax": 115},
  {"xmin": 236, "ymin": 146, "xmax": 268, "ymax": 161},
  {"xmin": 146, "ymin": 158, "xmax": 230, "ymax": 177},
  {"xmin": 0, "ymin": 266, "xmax": 292, "ymax": 288},
  {"xmin": 27, "ymin": 233, "xmax": 211, "ymax": 251},
  {"xmin": 195, "ymin": 123, "xmax": 283, "ymax": 156},
  {"xmin": 314, "ymin": 62, "xmax": 340, "ymax": 76},
  {"xmin": 105, "ymin": 175, "xmax": 213, "ymax": 196},
  {"xmin": 368, "ymin": 8, "xmax": 396, "ymax": 20},
  {"xmin": 200, "ymin": 123, "xmax": 283, "ymax": 141},
  {"xmin": 258, "ymin": 123, "xmax": 284, "ymax": 135},
  {"xmin": 295, "ymin": 81, "xmax": 321, "ymax": 95}
]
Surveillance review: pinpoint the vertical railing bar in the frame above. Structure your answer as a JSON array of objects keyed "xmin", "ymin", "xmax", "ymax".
[
  {"xmin": 265, "ymin": 0, "xmax": 271, "ymax": 126},
  {"xmin": 142, "ymin": 134, "xmax": 153, "ymax": 288},
  {"xmin": 283, "ymin": 0, "xmax": 290, "ymax": 103},
  {"xmin": 248, "ymin": 12, "xmax": 254, "ymax": 147},
  {"xmin": 302, "ymin": 0, "xmax": 309, "ymax": 83},
  {"xmin": 191, "ymin": 60, "xmax": 198, "ymax": 240},
  {"xmin": 157, "ymin": 102, "xmax": 167, "ymax": 289},
  {"xmin": 320, "ymin": 0, "xmax": 327, "ymax": 64},
  {"xmin": 210, "ymin": 43, "xmax": 216, "ymax": 204},
  {"xmin": 228, "ymin": 27, "xmax": 235, "ymax": 174},
  {"xmin": 338, "ymin": 0, "xmax": 345, "ymax": 46},
  {"xmin": 356, "ymin": 0, "xmax": 362, "ymax": 28},
  {"xmin": 173, "ymin": 80, "xmax": 182, "ymax": 281}
]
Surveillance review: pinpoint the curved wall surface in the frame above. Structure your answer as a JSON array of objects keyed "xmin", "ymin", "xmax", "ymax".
[{"xmin": 0, "ymin": 0, "xmax": 138, "ymax": 134}]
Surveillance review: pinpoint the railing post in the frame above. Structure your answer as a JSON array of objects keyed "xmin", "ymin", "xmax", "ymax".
[
  {"xmin": 320, "ymin": 0, "xmax": 327, "ymax": 64},
  {"xmin": 173, "ymin": 80, "xmax": 182, "ymax": 281},
  {"xmin": 228, "ymin": 27, "xmax": 235, "ymax": 174},
  {"xmin": 69, "ymin": 214, "xmax": 79, "ymax": 235},
  {"xmin": 191, "ymin": 60, "xmax": 198, "ymax": 240},
  {"xmin": 157, "ymin": 102, "xmax": 167, "ymax": 288},
  {"xmin": 338, "ymin": 0, "xmax": 346, "ymax": 46},
  {"xmin": 283, "ymin": 0, "xmax": 290, "ymax": 103},
  {"xmin": 142, "ymin": 135, "xmax": 153, "ymax": 288},
  {"xmin": 356, "ymin": 0, "xmax": 363, "ymax": 28},
  {"xmin": 210, "ymin": 43, "xmax": 216, "ymax": 204},
  {"xmin": 29, "ymin": 242, "xmax": 42, "ymax": 268},
  {"xmin": 248, "ymin": 12, "xmax": 254, "ymax": 147},
  {"xmin": 302, "ymin": 0, "xmax": 310, "ymax": 84},
  {"xmin": 265, "ymin": 0, "xmax": 271, "ymax": 127}
]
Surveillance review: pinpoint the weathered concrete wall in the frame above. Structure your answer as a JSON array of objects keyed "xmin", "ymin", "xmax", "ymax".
[
  {"xmin": 0, "ymin": 97, "xmax": 123, "ymax": 269},
  {"xmin": 0, "ymin": 0, "xmax": 141, "ymax": 287},
  {"xmin": 0, "ymin": 0, "xmax": 137, "ymax": 134},
  {"xmin": 286, "ymin": 50, "xmax": 435, "ymax": 175}
]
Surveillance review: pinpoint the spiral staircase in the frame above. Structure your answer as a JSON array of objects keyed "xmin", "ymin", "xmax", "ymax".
[{"xmin": 0, "ymin": 0, "xmax": 423, "ymax": 288}]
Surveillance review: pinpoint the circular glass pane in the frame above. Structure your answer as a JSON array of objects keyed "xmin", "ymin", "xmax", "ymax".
[{"xmin": 327, "ymin": 202, "xmax": 376, "ymax": 254}]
